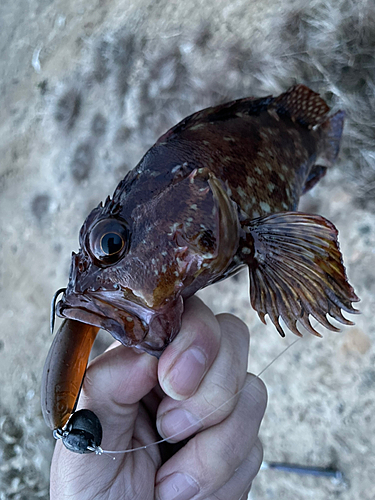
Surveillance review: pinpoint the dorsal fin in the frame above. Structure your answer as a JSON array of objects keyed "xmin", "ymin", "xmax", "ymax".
[
  {"xmin": 156, "ymin": 95, "xmax": 272, "ymax": 144},
  {"xmin": 156, "ymin": 85, "xmax": 331, "ymax": 144},
  {"xmin": 273, "ymin": 84, "xmax": 330, "ymax": 127}
]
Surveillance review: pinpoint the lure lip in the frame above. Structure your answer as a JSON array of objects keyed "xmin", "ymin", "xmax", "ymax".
[{"xmin": 56, "ymin": 289, "xmax": 184, "ymax": 356}]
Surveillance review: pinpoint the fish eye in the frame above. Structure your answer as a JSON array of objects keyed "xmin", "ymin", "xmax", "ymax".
[
  {"xmin": 100, "ymin": 232, "xmax": 124, "ymax": 256},
  {"xmin": 88, "ymin": 219, "xmax": 129, "ymax": 265}
]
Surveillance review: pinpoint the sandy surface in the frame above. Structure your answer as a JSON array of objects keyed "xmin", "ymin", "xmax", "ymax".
[{"xmin": 1, "ymin": 0, "xmax": 374, "ymax": 498}]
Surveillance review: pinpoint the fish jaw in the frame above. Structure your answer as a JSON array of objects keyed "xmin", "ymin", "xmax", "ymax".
[{"xmin": 56, "ymin": 289, "xmax": 184, "ymax": 357}]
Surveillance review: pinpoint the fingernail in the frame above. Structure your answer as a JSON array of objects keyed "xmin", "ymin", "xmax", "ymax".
[
  {"xmin": 158, "ymin": 409, "xmax": 203, "ymax": 442},
  {"xmin": 156, "ymin": 472, "xmax": 200, "ymax": 500},
  {"xmin": 166, "ymin": 347, "xmax": 207, "ymax": 398}
]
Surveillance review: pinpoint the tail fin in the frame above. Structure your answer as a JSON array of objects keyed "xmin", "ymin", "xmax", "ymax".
[
  {"xmin": 303, "ymin": 110, "xmax": 345, "ymax": 194},
  {"xmin": 318, "ymin": 110, "xmax": 345, "ymax": 166}
]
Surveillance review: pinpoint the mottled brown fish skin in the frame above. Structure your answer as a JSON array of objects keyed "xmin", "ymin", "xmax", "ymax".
[
  {"xmin": 157, "ymin": 109, "xmax": 310, "ymax": 218},
  {"xmin": 56, "ymin": 84, "xmax": 357, "ymax": 355},
  {"xmin": 122, "ymin": 106, "xmax": 316, "ymax": 218}
]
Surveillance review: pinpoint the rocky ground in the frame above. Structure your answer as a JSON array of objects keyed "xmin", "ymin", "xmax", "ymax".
[{"xmin": 1, "ymin": 0, "xmax": 375, "ymax": 498}]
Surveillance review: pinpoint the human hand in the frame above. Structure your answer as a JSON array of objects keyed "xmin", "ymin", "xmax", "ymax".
[{"xmin": 50, "ymin": 296, "xmax": 267, "ymax": 500}]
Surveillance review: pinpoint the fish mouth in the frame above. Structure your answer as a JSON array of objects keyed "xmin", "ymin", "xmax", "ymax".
[{"xmin": 56, "ymin": 290, "xmax": 184, "ymax": 357}]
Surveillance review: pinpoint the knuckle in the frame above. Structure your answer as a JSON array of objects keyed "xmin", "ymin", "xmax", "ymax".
[
  {"xmin": 251, "ymin": 437, "xmax": 264, "ymax": 470},
  {"xmin": 203, "ymin": 377, "xmax": 238, "ymax": 413},
  {"xmin": 245, "ymin": 375, "xmax": 268, "ymax": 412},
  {"xmin": 216, "ymin": 313, "xmax": 250, "ymax": 344},
  {"xmin": 243, "ymin": 437, "xmax": 264, "ymax": 484},
  {"xmin": 214, "ymin": 371, "xmax": 239, "ymax": 398},
  {"xmin": 216, "ymin": 432, "xmax": 245, "ymax": 473}
]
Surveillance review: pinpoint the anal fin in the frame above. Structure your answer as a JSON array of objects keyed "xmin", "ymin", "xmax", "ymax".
[{"xmin": 241, "ymin": 212, "xmax": 359, "ymax": 337}]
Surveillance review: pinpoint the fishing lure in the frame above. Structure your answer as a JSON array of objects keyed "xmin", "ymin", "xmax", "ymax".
[{"xmin": 42, "ymin": 84, "xmax": 359, "ymax": 452}]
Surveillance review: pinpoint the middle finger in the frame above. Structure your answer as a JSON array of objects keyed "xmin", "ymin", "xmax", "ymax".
[{"xmin": 157, "ymin": 313, "xmax": 250, "ymax": 442}]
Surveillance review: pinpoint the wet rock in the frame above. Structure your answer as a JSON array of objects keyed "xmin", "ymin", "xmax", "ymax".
[
  {"xmin": 31, "ymin": 194, "xmax": 50, "ymax": 220},
  {"xmin": 70, "ymin": 142, "xmax": 93, "ymax": 182},
  {"xmin": 54, "ymin": 89, "xmax": 82, "ymax": 130}
]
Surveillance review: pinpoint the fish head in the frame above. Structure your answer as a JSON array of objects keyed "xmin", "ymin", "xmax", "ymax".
[{"xmin": 56, "ymin": 168, "xmax": 239, "ymax": 356}]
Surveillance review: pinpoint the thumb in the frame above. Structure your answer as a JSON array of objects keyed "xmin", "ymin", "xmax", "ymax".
[{"xmin": 77, "ymin": 343, "xmax": 158, "ymax": 452}]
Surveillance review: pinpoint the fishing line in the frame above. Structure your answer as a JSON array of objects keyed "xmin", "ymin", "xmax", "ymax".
[{"xmin": 92, "ymin": 338, "xmax": 301, "ymax": 457}]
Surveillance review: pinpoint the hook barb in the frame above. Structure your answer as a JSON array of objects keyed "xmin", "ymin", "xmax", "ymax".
[{"xmin": 50, "ymin": 288, "xmax": 66, "ymax": 334}]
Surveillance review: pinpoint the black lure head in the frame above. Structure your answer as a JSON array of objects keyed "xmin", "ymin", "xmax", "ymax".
[{"xmin": 55, "ymin": 409, "xmax": 103, "ymax": 454}]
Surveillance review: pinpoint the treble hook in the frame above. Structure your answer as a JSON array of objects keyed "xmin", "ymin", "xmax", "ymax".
[{"xmin": 50, "ymin": 288, "xmax": 66, "ymax": 334}]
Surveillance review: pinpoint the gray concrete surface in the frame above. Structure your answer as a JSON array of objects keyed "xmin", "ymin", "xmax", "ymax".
[{"xmin": 1, "ymin": 0, "xmax": 375, "ymax": 498}]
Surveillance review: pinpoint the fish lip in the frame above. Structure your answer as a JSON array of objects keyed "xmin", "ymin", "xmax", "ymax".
[
  {"xmin": 56, "ymin": 290, "xmax": 183, "ymax": 356},
  {"xmin": 57, "ymin": 305, "xmax": 135, "ymax": 345}
]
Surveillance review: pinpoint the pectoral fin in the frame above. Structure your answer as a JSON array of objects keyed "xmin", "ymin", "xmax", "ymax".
[{"xmin": 241, "ymin": 212, "xmax": 359, "ymax": 337}]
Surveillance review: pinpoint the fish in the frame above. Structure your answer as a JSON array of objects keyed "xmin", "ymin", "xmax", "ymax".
[
  {"xmin": 42, "ymin": 84, "xmax": 360, "ymax": 433},
  {"xmin": 55, "ymin": 84, "xmax": 359, "ymax": 356}
]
